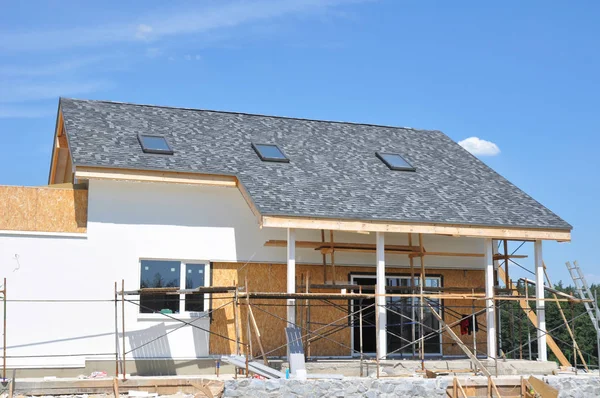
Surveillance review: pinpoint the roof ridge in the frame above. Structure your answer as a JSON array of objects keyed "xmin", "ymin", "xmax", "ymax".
[{"xmin": 59, "ymin": 97, "xmax": 440, "ymax": 133}]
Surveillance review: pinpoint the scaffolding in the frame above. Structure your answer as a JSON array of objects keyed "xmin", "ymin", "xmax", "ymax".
[{"xmin": 111, "ymin": 239, "xmax": 597, "ymax": 383}]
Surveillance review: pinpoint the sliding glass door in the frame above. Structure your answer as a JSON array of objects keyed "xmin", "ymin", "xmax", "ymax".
[{"xmin": 351, "ymin": 275, "xmax": 442, "ymax": 357}]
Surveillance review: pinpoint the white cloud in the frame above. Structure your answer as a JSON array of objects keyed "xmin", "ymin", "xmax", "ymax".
[
  {"xmin": 184, "ymin": 54, "xmax": 192, "ymax": 61},
  {"xmin": 195, "ymin": 55, "xmax": 201, "ymax": 60},
  {"xmin": 458, "ymin": 137, "xmax": 500, "ymax": 156},
  {"xmin": 135, "ymin": 24, "xmax": 153, "ymax": 40},
  {"xmin": 0, "ymin": 0, "xmax": 368, "ymax": 52}
]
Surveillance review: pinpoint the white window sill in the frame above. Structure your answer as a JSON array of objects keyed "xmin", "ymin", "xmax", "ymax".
[{"xmin": 137, "ymin": 312, "xmax": 209, "ymax": 322}]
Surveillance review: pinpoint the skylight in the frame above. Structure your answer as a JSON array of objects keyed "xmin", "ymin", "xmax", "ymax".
[
  {"xmin": 252, "ymin": 143, "xmax": 289, "ymax": 163},
  {"xmin": 138, "ymin": 134, "xmax": 174, "ymax": 155},
  {"xmin": 376, "ymin": 152, "xmax": 415, "ymax": 171}
]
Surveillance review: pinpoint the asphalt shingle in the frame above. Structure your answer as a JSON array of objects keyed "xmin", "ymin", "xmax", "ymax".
[{"xmin": 60, "ymin": 98, "xmax": 571, "ymax": 231}]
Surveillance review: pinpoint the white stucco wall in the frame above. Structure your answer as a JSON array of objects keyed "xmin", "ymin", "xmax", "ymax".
[{"xmin": 0, "ymin": 180, "xmax": 484, "ymax": 369}]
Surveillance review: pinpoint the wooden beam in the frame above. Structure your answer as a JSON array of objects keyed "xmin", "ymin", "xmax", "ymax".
[
  {"xmin": 261, "ymin": 216, "xmax": 571, "ymax": 242},
  {"xmin": 75, "ymin": 166, "xmax": 237, "ymax": 187},
  {"xmin": 497, "ymin": 265, "xmax": 570, "ymax": 367},
  {"xmin": 265, "ymin": 240, "xmax": 483, "ymax": 257},
  {"xmin": 493, "ymin": 254, "xmax": 528, "ymax": 260},
  {"xmin": 264, "ymin": 240, "xmax": 418, "ymax": 251}
]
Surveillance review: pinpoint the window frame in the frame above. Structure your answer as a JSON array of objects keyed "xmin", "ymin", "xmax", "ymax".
[
  {"xmin": 137, "ymin": 133, "xmax": 175, "ymax": 155},
  {"xmin": 251, "ymin": 143, "xmax": 290, "ymax": 163},
  {"xmin": 376, "ymin": 151, "xmax": 416, "ymax": 172},
  {"xmin": 137, "ymin": 258, "xmax": 211, "ymax": 320}
]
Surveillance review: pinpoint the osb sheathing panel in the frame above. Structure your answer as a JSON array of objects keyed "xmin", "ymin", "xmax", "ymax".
[
  {"xmin": 0, "ymin": 186, "xmax": 88, "ymax": 233},
  {"xmin": 210, "ymin": 262, "xmax": 487, "ymax": 357}
]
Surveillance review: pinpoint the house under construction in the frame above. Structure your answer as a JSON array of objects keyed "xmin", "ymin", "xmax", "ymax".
[{"xmin": 0, "ymin": 98, "xmax": 594, "ymax": 383}]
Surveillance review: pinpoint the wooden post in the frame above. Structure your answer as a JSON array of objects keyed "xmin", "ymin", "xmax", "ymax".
[
  {"xmin": 121, "ymin": 279, "xmax": 126, "ymax": 380},
  {"xmin": 245, "ymin": 276, "xmax": 252, "ymax": 377},
  {"xmin": 321, "ymin": 230, "xmax": 327, "ymax": 283},
  {"xmin": 359, "ymin": 285, "xmax": 364, "ymax": 377},
  {"xmin": 114, "ymin": 282, "xmax": 119, "ymax": 378},
  {"xmin": 233, "ymin": 284, "xmax": 240, "ymax": 356},
  {"xmin": 330, "ymin": 230, "xmax": 336, "ymax": 285},
  {"xmin": 304, "ymin": 272, "xmax": 310, "ymax": 360},
  {"xmin": 472, "ymin": 291, "xmax": 477, "ymax": 365}
]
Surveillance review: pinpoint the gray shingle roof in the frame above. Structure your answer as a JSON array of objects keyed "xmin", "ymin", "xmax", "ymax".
[{"xmin": 60, "ymin": 98, "xmax": 571, "ymax": 231}]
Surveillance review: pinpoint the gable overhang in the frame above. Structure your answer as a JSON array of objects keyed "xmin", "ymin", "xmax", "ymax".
[
  {"xmin": 48, "ymin": 105, "xmax": 74, "ymax": 185},
  {"xmin": 73, "ymin": 165, "xmax": 571, "ymax": 242}
]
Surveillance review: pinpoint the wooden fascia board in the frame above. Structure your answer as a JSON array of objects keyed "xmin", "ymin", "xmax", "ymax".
[
  {"xmin": 74, "ymin": 166, "xmax": 238, "ymax": 187},
  {"xmin": 72, "ymin": 165, "xmax": 571, "ymax": 242},
  {"xmin": 260, "ymin": 215, "xmax": 571, "ymax": 242}
]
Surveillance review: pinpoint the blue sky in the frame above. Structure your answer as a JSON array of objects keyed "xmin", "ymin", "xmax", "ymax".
[{"xmin": 0, "ymin": 0, "xmax": 598, "ymax": 284}]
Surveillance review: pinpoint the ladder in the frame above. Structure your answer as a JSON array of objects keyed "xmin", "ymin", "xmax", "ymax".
[{"xmin": 566, "ymin": 261, "xmax": 600, "ymax": 333}]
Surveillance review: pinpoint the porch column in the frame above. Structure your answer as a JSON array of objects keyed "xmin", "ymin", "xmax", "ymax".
[
  {"xmin": 376, "ymin": 231, "xmax": 387, "ymax": 359},
  {"xmin": 535, "ymin": 240, "xmax": 547, "ymax": 361},
  {"xmin": 484, "ymin": 238, "xmax": 497, "ymax": 358},
  {"xmin": 287, "ymin": 228, "xmax": 296, "ymax": 325}
]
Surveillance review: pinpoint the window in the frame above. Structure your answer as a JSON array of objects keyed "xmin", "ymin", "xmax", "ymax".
[
  {"xmin": 139, "ymin": 260, "xmax": 209, "ymax": 314},
  {"xmin": 376, "ymin": 152, "xmax": 415, "ymax": 171},
  {"xmin": 138, "ymin": 134, "xmax": 174, "ymax": 154},
  {"xmin": 251, "ymin": 143, "xmax": 289, "ymax": 163}
]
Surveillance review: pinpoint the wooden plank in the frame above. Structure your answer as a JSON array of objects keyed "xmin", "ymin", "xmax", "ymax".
[
  {"xmin": 527, "ymin": 376, "xmax": 558, "ymax": 398},
  {"xmin": 497, "ymin": 266, "xmax": 570, "ymax": 367},
  {"xmin": 75, "ymin": 166, "xmax": 237, "ymax": 187},
  {"xmin": 0, "ymin": 185, "xmax": 88, "ymax": 233},
  {"xmin": 247, "ymin": 303, "xmax": 268, "ymax": 366},
  {"xmin": 261, "ymin": 216, "xmax": 571, "ymax": 242}
]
